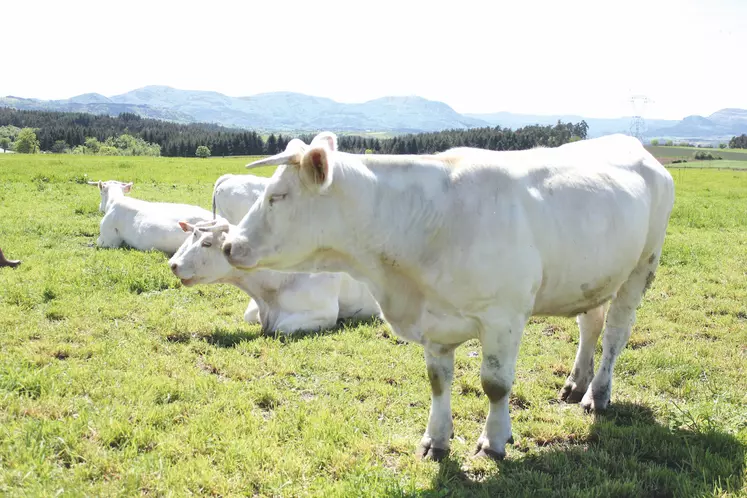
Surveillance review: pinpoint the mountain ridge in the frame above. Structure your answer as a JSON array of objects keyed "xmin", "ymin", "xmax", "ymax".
[{"xmin": 2, "ymin": 85, "xmax": 746, "ymax": 139}]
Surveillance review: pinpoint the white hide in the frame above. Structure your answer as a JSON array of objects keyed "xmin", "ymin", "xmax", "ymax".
[
  {"xmin": 212, "ymin": 173, "xmax": 271, "ymax": 224},
  {"xmin": 90, "ymin": 180, "xmax": 214, "ymax": 255},
  {"xmin": 209, "ymin": 144, "xmax": 380, "ymax": 331},
  {"xmin": 168, "ymin": 219, "xmax": 381, "ymax": 334},
  {"xmin": 222, "ymin": 132, "xmax": 675, "ymax": 461}
]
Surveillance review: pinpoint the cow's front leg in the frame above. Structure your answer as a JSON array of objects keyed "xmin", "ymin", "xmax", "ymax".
[
  {"xmin": 418, "ymin": 345, "xmax": 455, "ymax": 461},
  {"xmin": 243, "ymin": 300, "xmax": 260, "ymax": 324},
  {"xmin": 475, "ymin": 315, "xmax": 526, "ymax": 461}
]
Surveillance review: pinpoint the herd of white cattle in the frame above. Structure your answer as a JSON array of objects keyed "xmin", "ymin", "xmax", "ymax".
[
  {"xmin": 85, "ymin": 131, "xmax": 675, "ymax": 462},
  {"xmin": 90, "ymin": 173, "xmax": 382, "ymax": 335}
]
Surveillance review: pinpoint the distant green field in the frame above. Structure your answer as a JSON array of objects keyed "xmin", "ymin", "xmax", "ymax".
[
  {"xmin": 0, "ymin": 154, "xmax": 745, "ymax": 497},
  {"xmin": 665, "ymin": 160, "xmax": 747, "ymax": 170},
  {"xmin": 259, "ymin": 130, "xmax": 402, "ymax": 141},
  {"xmin": 646, "ymin": 145, "xmax": 747, "ymax": 161},
  {"xmin": 337, "ymin": 131, "xmax": 402, "ymax": 140}
]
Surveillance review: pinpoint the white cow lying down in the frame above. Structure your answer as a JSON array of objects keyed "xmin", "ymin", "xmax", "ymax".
[
  {"xmin": 209, "ymin": 160, "xmax": 381, "ymax": 331},
  {"xmin": 168, "ymin": 219, "xmax": 381, "ymax": 334},
  {"xmin": 211, "ymin": 172, "xmax": 270, "ymax": 223},
  {"xmin": 89, "ymin": 180, "xmax": 214, "ymax": 255},
  {"xmin": 222, "ymin": 132, "xmax": 675, "ymax": 461}
]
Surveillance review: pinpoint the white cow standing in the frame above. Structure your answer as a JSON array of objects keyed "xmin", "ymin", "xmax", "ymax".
[
  {"xmin": 90, "ymin": 180, "xmax": 214, "ymax": 255},
  {"xmin": 221, "ymin": 132, "xmax": 675, "ymax": 461},
  {"xmin": 168, "ymin": 218, "xmax": 381, "ymax": 334}
]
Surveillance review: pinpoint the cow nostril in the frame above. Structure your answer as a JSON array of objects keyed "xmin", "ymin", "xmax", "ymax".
[{"xmin": 222, "ymin": 242, "xmax": 232, "ymax": 257}]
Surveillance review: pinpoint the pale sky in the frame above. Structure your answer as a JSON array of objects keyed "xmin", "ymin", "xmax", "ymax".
[{"xmin": 2, "ymin": 0, "xmax": 744, "ymax": 120}]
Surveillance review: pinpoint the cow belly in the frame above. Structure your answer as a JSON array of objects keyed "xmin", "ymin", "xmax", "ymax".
[
  {"xmin": 530, "ymin": 202, "xmax": 650, "ymax": 317},
  {"xmin": 534, "ymin": 282, "xmax": 621, "ymax": 316},
  {"xmin": 421, "ymin": 306, "xmax": 479, "ymax": 345},
  {"xmin": 532, "ymin": 266, "xmax": 635, "ymax": 317}
]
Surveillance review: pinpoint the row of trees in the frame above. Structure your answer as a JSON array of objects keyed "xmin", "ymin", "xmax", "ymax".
[
  {"xmin": 68, "ymin": 134, "xmax": 161, "ymax": 156},
  {"xmin": 1, "ymin": 107, "xmax": 590, "ymax": 157},
  {"xmin": 1, "ymin": 125, "xmax": 41, "ymax": 153},
  {"xmin": 1, "ymin": 125, "xmax": 161, "ymax": 156},
  {"xmin": 5, "ymin": 106, "xmax": 747, "ymax": 158},
  {"xmin": 0, "ymin": 108, "xmax": 296, "ymax": 157},
  {"xmin": 305, "ymin": 121, "xmax": 590, "ymax": 155},
  {"xmin": 729, "ymin": 134, "xmax": 747, "ymax": 149}
]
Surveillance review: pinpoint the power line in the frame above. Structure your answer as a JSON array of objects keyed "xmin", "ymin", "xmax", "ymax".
[{"xmin": 629, "ymin": 95, "xmax": 652, "ymax": 142}]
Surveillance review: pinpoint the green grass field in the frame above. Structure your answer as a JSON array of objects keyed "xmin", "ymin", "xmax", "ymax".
[
  {"xmin": 666, "ymin": 160, "xmax": 747, "ymax": 170},
  {"xmin": 1, "ymin": 154, "xmax": 746, "ymax": 497},
  {"xmin": 646, "ymin": 145, "xmax": 747, "ymax": 162}
]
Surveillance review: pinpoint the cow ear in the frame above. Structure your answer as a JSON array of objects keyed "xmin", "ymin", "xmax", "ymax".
[
  {"xmin": 310, "ymin": 131, "xmax": 338, "ymax": 152},
  {"xmin": 178, "ymin": 221, "xmax": 194, "ymax": 233},
  {"xmin": 300, "ymin": 146, "xmax": 333, "ymax": 189},
  {"xmin": 123, "ymin": 182, "xmax": 133, "ymax": 193}
]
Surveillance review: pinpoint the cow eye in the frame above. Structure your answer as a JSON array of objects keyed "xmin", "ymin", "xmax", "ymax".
[
  {"xmin": 269, "ymin": 193, "xmax": 287, "ymax": 206},
  {"xmin": 201, "ymin": 240, "xmax": 212, "ymax": 247}
]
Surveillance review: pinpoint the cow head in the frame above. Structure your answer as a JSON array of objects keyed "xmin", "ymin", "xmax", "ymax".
[
  {"xmin": 88, "ymin": 180, "xmax": 133, "ymax": 213},
  {"xmin": 221, "ymin": 133, "xmax": 342, "ymax": 272},
  {"xmin": 169, "ymin": 219, "xmax": 233, "ymax": 286}
]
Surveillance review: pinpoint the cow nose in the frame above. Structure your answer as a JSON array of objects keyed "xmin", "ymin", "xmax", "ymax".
[{"xmin": 222, "ymin": 242, "xmax": 232, "ymax": 258}]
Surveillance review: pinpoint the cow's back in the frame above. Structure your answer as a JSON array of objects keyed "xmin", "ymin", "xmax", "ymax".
[
  {"xmin": 420, "ymin": 135, "xmax": 674, "ymax": 316},
  {"xmin": 213, "ymin": 174, "xmax": 269, "ymax": 224}
]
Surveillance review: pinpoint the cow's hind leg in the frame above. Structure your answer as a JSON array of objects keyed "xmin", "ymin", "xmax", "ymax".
[
  {"xmin": 96, "ymin": 215, "xmax": 122, "ymax": 248},
  {"xmin": 560, "ymin": 304, "xmax": 605, "ymax": 403},
  {"xmin": 273, "ymin": 309, "xmax": 338, "ymax": 335},
  {"xmin": 418, "ymin": 346, "xmax": 455, "ymax": 461},
  {"xmin": 580, "ymin": 252, "xmax": 661, "ymax": 412}
]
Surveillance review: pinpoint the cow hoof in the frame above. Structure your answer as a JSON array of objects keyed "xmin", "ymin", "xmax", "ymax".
[
  {"xmin": 580, "ymin": 390, "xmax": 610, "ymax": 413},
  {"xmin": 473, "ymin": 440, "xmax": 506, "ymax": 461},
  {"xmin": 559, "ymin": 382, "xmax": 586, "ymax": 403},
  {"xmin": 418, "ymin": 442, "xmax": 449, "ymax": 462}
]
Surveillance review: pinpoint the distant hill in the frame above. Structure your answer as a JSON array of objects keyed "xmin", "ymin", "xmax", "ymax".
[
  {"xmin": 466, "ymin": 111, "xmax": 679, "ymax": 138},
  {"xmin": 646, "ymin": 108, "xmax": 747, "ymax": 139},
  {"xmin": 0, "ymin": 95, "xmax": 195, "ymax": 123},
  {"xmin": 1, "ymin": 86, "xmax": 488, "ymax": 133},
  {"xmin": 108, "ymin": 86, "xmax": 489, "ymax": 132},
  {"xmin": 3, "ymin": 85, "xmax": 745, "ymax": 139},
  {"xmin": 469, "ymin": 108, "xmax": 747, "ymax": 140}
]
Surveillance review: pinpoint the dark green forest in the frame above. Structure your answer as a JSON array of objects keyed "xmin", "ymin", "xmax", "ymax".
[
  {"xmin": 302, "ymin": 121, "xmax": 589, "ymax": 154},
  {"xmin": 0, "ymin": 107, "xmax": 590, "ymax": 157}
]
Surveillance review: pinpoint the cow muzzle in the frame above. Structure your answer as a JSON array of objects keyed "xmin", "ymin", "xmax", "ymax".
[{"xmin": 221, "ymin": 236, "xmax": 257, "ymax": 270}]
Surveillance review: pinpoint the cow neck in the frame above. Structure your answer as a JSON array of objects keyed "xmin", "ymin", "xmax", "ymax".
[
  {"xmin": 105, "ymin": 188, "xmax": 127, "ymax": 211},
  {"xmin": 325, "ymin": 155, "xmax": 445, "ymax": 313},
  {"xmin": 344, "ymin": 154, "xmax": 446, "ymax": 270}
]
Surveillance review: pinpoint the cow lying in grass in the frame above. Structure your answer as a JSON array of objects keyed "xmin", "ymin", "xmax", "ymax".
[
  {"xmin": 211, "ymin": 171, "xmax": 270, "ymax": 223},
  {"xmin": 169, "ymin": 218, "xmax": 381, "ymax": 334},
  {"xmin": 89, "ymin": 180, "xmax": 214, "ymax": 255},
  {"xmin": 221, "ymin": 131, "xmax": 675, "ymax": 461}
]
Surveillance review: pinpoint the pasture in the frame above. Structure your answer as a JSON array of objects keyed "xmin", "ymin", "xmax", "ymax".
[
  {"xmin": 1, "ymin": 154, "xmax": 745, "ymax": 497},
  {"xmin": 646, "ymin": 145, "xmax": 747, "ymax": 165}
]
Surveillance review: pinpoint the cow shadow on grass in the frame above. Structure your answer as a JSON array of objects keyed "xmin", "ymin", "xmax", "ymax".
[
  {"xmin": 394, "ymin": 402, "xmax": 745, "ymax": 498},
  {"xmin": 177, "ymin": 316, "xmax": 385, "ymax": 349}
]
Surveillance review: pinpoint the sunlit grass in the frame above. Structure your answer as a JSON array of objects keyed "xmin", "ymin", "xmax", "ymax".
[{"xmin": 1, "ymin": 154, "xmax": 745, "ymax": 497}]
